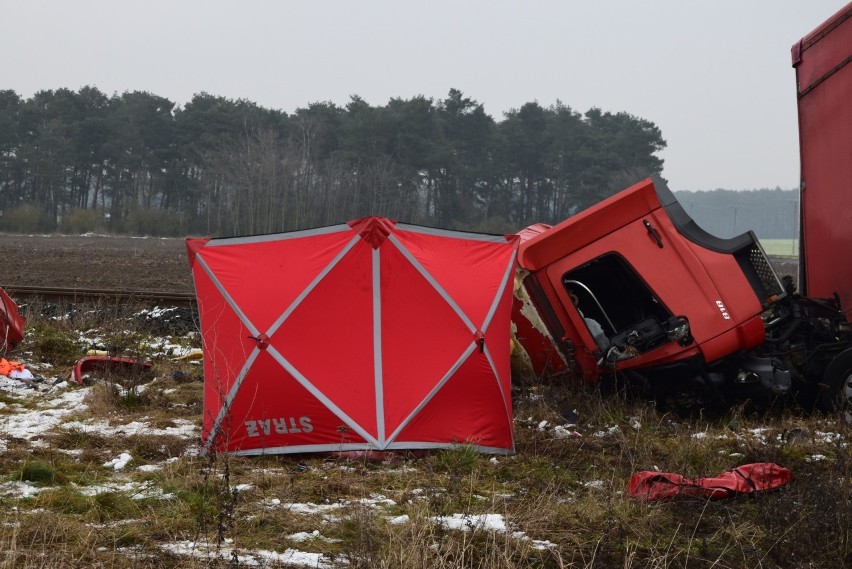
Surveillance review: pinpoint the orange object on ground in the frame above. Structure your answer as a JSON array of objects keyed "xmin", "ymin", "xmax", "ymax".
[{"xmin": 0, "ymin": 358, "xmax": 26, "ymax": 377}]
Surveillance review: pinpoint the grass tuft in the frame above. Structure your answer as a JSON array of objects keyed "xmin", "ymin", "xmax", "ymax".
[{"xmin": 16, "ymin": 460, "xmax": 58, "ymax": 485}]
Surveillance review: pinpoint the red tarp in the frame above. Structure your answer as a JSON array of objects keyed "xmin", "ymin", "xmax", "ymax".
[
  {"xmin": 68, "ymin": 356, "xmax": 153, "ymax": 385},
  {"xmin": 0, "ymin": 287, "xmax": 25, "ymax": 352},
  {"xmin": 187, "ymin": 217, "xmax": 519, "ymax": 456},
  {"xmin": 628, "ymin": 463, "xmax": 793, "ymax": 501}
]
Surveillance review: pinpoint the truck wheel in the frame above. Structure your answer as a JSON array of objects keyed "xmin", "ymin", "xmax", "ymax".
[{"xmin": 818, "ymin": 348, "xmax": 852, "ymax": 422}]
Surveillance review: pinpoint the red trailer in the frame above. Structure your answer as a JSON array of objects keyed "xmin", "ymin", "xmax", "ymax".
[{"xmin": 792, "ymin": 2, "xmax": 852, "ymax": 318}]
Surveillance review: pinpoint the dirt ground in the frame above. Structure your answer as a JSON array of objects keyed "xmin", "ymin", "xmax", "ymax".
[
  {"xmin": 0, "ymin": 233, "xmax": 193, "ymax": 292},
  {"xmin": 0, "ymin": 232, "xmax": 800, "ymax": 295}
]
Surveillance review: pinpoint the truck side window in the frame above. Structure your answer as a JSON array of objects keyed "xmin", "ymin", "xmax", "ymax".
[{"xmin": 562, "ymin": 253, "xmax": 671, "ymax": 354}]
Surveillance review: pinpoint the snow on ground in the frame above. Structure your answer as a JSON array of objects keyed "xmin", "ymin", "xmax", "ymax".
[
  {"xmin": 62, "ymin": 418, "xmax": 198, "ymax": 439},
  {"xmin": 268, "ymin": 493, "xmax": 556, "ymax": 554},
  {"xmin": 138, "ymin": 457, "xmax": 179, "ymax": 472},
  {"xmin": 430, "ymin": 513, "xmax": 557, "ymax": 551},
  {"xmin": 0, "ymin": 374, "xmax": 199, "ymax": 448},
  {"xmin": 0, "ymin": 481, "xmax": 48, "ymax": 498},
  {"xmin": 0, "ymin": 361, "xmax": 201, "ymax": 506},
  {"xmin": 161, "ymin": 540, "xmax": 338, "ymax": 568},
  {"xmin": 0, "ymin": 376, "xmax": 88, "ymax": 448},
  {"xmin": 77, "ymin": 480, "xmax": 176, "ymax": 500},
  {"xmin": 103, "ymin": 452, "xmax": 133, "ymax": 470},
  {"xmin": 286, "ymin": 530, "xmax": 340, "ymax": 543},
  {"xmin": 593, "ymin": 425, "xmax": 621, "ymax": 437}
]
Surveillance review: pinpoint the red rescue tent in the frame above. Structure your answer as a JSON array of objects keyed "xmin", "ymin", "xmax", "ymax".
[{"xmin": 187, "ymin": 217, "xmax": 519, "ymax": 456}]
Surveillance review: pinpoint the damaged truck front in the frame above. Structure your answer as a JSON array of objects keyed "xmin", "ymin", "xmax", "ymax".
[{"xmin": 512, "ymin": 177, "xmax": 852, "ymax": 412}]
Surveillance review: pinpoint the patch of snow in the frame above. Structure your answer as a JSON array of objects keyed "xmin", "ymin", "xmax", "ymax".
[
  {"xmin": 115, "ymin": 384, "xmax": 148, "ymax": 397},
  {"xmin": 88, "ymin": 519, "xmax": 143, "ymax": 529},
  {"xmin": 742, "ymin": 428, "xmax": 770, "ymax": 445},
  {"xmin": 0, "ymin": 381, "xmax": 89, "ymax": 443},
  {"xmin": 76, "ymin": 480, "xmax": 175, "ymax": 500},
  {"xmin": 274, "ymin": 494, "xmax": 396, "ymax": 523},
  {"xmin": 136, "ymin": 307, "xmax": 178, "ymax": 320},
  {"xmin": 815, "ymin": 431, "xmax": 843, "ymax": 444},
  {"xmin": 62, "ymin": 418, "xmax": 198, "ymax": 439},
  {"xmin": 56, "ymin": 448, "xmax": 83, "ymax": 456},
  {"xmin": 806, "ymin": 454, "xmax": 827, "ymax": 462},
  {"xmin": 142, "ymin": 338, "xmax": 196, "ymax": 358},
  {"xmin": 281, "ymin": 502, "xmax": 346, "ymax": 515},
  {"xmin": 286, "ymin": 530, "xmax": 339, "ymax": 543},
  {"xmin": 287, "ymin": 530, "xmax": 321, "ymax": 542},
  {"xmin": 0, "ymin": 481, "xmax": 49, "ymax": 498},
  {"xmin": 593, "ymin": 426, "xmax": 620, "ymax": 437},
  {"xmin": 552, "ymin": 425, "xmax": 582, "ymax": 438},
  {"xmin": 356, "ymin": 494, "xmax": 395, "ymax": 508},
  {"xmin": 387, "ymin": 515, "xmax": 410, "ymax": 525},
  {"xmin": 104, "ymin": 452, "xmax": 133, "ymax": 470},
  {"xmin": 434, "ymin": 513, "xmax": 508, "ymax": 532},
  {"xmin": 161, "ymin": 540, "xmax": 336, "ymax": 568},
  {"xmin": 48, "ymin": 380, "xmax": 72, "ymax": 392},
  {"xmin": 383, "ymin": 465, "xmax": 418, "ymax": 474}
]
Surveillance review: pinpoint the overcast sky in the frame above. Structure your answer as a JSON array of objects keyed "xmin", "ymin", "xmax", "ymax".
[{"xmin": 2, "ymin": 1, "xmax": 846, "ymax": 191}]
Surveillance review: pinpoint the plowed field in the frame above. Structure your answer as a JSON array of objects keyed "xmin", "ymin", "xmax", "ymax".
[
  {"xmin": 0, "ymin": 232, "xmax": 799, "ymax": 294},
  {"xmin": 0, "ymin": 233, "xmax": 192, "ymax": 292}
]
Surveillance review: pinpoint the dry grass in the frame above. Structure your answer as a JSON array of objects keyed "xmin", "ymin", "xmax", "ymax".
[{"xmin": 1, "ymin": 299, "xmax": 850, "ymax": 567}]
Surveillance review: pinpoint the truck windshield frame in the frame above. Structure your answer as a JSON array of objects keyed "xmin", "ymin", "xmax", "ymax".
[{"xmin": 562, "ymin": 253, "xmax": 673, "ymax": 353}]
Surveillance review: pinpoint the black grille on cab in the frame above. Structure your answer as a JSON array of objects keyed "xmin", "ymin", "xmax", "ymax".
[{"xmin": 735, "ymin": 243, "xmax": 785, "ymax": 307}]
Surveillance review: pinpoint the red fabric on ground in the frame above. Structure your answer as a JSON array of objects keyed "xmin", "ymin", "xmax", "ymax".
[{"xmin": 628, "ymin": 463, "xmax": 792, "ymax": 501}]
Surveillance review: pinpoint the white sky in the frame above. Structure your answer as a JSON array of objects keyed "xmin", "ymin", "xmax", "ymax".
[{"xmin": 1, "ymin": 0, "xmax": 847, "ymax": 191}]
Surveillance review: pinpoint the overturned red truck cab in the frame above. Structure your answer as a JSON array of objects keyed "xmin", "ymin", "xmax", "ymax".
[
  {"xmin": 511, "ymin": 3, "xmax": 852, "ymax": 412},
  {"xmin": 512, "ymin": 177, "xmax": 852, "ymax": 410}
]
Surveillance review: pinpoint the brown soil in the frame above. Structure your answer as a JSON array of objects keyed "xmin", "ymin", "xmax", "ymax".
[
  {"xmin": 0, "ymin": 233, "xmax": 193, "ymax": 292},
  {"xmin": 0, "ymin": 232, "xmax": 800, "ymax": 295}
]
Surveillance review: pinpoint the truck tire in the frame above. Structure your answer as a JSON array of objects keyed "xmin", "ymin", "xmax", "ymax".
[{"xmin": 818, "ymin": 348, "xmax": 852, "ymax": 422}]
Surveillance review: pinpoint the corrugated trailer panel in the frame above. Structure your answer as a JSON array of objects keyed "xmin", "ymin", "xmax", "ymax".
[{"xmin": 793, "ymin": 2, "xmax": 852, "ymax": 316}]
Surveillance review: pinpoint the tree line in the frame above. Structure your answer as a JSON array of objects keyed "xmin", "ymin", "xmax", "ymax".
[
  {"xmin": 0, "ymin": 87, "xmax": 666, "ymax": 236},
  {"xmin": 674, "ymin": 188, "xmax": 798, "ymax": 240}
]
